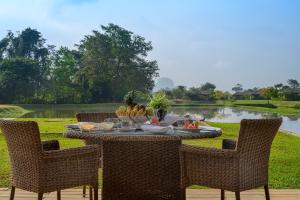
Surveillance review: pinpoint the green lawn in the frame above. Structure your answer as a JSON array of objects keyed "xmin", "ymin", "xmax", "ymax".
[
  {"xmin": 228, "ymin": 100, "xmax": 300, "ymax": 115},
  {"xmin": 0, "ymin": 118, "xmax": 299, "ymax": 188}
]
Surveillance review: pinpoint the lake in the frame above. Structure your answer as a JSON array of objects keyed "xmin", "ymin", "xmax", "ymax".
[{"xmin": 21, "ymin": 104, "xmax": 300, "ymax": 135}]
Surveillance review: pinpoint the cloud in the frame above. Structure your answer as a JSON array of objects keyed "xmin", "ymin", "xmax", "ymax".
[{"xmin": 0, "ymin": 0, "xmax": 99, "ymax": 47}]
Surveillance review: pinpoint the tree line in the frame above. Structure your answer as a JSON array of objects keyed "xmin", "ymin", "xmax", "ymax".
[
  {"xmin": 0, "ymin": 24, "xmax": 159, "ymax": 104},
  {"xmin": 157, "ymin": 79, "xmax": 300, "ymax": 102}
]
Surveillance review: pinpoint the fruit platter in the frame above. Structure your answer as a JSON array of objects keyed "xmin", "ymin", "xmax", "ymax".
[
  {"xmin": 112, "ymin": 90, "xmax": 220, "ymax": 135},
  {"xmin": 173, "ymin": 120, "xmax": 209, "ymax": 133},
  {"xmin": 116, "ymin": 104, "xmax": 153, "ymax": 129}
]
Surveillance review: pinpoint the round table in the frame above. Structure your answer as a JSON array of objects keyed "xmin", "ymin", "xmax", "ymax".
[
  {"xmin": 64, "ymin": 127, "xmax": 221, "ymax": 200},
  {"xmin": 64, "ymin": 127, "xmax": 222, "ymax": 140}
]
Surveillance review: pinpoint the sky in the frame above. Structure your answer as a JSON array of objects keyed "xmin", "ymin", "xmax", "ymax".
[{"xmin": 0, "ymin": 0, "xmax": 299, "ymax": 91}]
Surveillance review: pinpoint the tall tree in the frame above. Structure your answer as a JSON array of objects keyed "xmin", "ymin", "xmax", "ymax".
[
  {"xmin": 0, "ymin": 58, "xmax": 40, "ymax": 103},
  {"xmin": 260, "ymin": 87, "xmax": 275, "ymax": 104},
  {"xmin": 287, "ymin": 79, "xmax": 299, "ymax": 89},
  {"xmin": 49, "ymin": 47, "xmax": 81, "ymax": 103},
  {"xmin": 0, "ymin": 28, "xmax": 54, "ymax": 102},
  {"xmin": 213, "ymin": 90, "xmax": 225, "ymax": 100},
  {"xmin": 232, "ymin": 83, "xmax": 243, "ymax": 93},
  {"xmin": 172, "ymin": 86, "xmax": 187, "ymax": 99},
  {"xmin": 77, "ymin": 24, "xmax": 158, "ymax": 102},
  {"xmin": 0, "ymin": 28, "xmax": 53, "ymax": 68},
  {"xmin": 200, "ymin": 82, "xmax": 216, "ymax": 91}
]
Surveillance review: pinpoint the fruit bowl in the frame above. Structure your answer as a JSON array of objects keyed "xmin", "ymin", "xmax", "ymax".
[
  {"xmin": 118, "ymin": 116, "xmax": 131, "ymax": 122},
  {"xmin": 131, "ymin": 116, "xmax": 148, "ymax": 129},
  {"xmin": 118, "ymin": 116, "xmax": 132, "ymax": 127}
]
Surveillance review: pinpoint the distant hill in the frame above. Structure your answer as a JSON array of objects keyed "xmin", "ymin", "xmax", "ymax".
[{"xmin": 153, "ymin": 77, "xmax": 175, "ymax": 92}]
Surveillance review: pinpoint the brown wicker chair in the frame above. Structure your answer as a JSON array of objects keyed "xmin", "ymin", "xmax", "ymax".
[
  {"xmin": 76, "ymin": 112, "xmax": 117, "ymax": 123},
  {"xmin": 180, "ymin": 118, "xmax": 282, "ymax": 200},
  {"xmin": 0, "ymin": 120, "xmax": 100, "ymax": 200},
  {"xmin": 76, "ymin": 112, "xmax": 117, "ymax": 197},
  {"xmin": 101, "ymin": 135, "xmax": 184, "ymax": 200}
]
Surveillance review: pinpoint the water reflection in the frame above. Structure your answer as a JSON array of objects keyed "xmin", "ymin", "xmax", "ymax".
[
  {"xmin": 20, "ymin": 105, "xmax": 300, "ymax": 135},
  {"xmin": 22, "ymin": 104, "xmax": 121, "ymax": 118}
]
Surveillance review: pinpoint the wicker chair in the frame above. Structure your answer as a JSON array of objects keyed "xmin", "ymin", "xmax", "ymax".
[
  {"xmin": 101, "ymin": 136, "xmax": 184, "ymax": 200},
  {"xmin": 0, "ymin": 120, "xmax": 100, "ymax": 200},
  {"xmin": 180, "ymin": 118, "xmax": 282, "ymax": 200},
  {"xmin": 76, "ymin": 112, "xmax": 117, "ymax": 197},
  {"xmin": 76, "ymin": 112, "xmax": 117, "ymax": 123}
]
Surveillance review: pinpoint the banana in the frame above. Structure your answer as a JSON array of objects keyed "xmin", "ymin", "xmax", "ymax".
[{"xmin": 116, "ymin": 105, "xmax": 153, "ymax": 117}]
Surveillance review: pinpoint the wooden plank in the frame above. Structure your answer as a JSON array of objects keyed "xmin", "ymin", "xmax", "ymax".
[{"xmin": 0, "ymin": 189, "xmax": 299, "ymax": 200}]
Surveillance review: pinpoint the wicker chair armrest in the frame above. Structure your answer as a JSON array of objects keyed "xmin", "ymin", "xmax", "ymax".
[
  {"xmin": 42, "ymin": 140, "xmax": 60, "ymax": 151},
  {"xmin": 180, "ymin": 144, "xmax": 237, "ymax": 158},
  {"xmin": 222, "ymin": 139, "xmax": 237, "ymax": 150},
  {"xmin": 41, "ymin": 145, "xmax": 99, "ymax": 191},
  {"xmin": 180, "ymin": 145, "xmax": 239, "ymax": 189},
  {"xmin": 43, "ymin": 145, "xmax": 99, "ymax": 160}
]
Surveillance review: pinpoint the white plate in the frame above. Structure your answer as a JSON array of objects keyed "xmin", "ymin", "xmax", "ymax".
[
  {"xmin": 141, "ymin": 125, "xmax": 170, "ymax": 134},
  {"xmin": 199, "ymin": 126, "xmax": 221, "ymax": 131},
  {"xmin": 78, "ymin": 122, "xmax": 115, "ymax": 131},
  {"xmin": 65, "ymin": 124, "xmax": 80, "ymax": 129}
]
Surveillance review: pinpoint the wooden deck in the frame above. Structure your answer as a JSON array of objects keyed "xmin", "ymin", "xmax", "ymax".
[{"xmin": 0, "ymin": 188, "xmax": 300, "ymax": 200}]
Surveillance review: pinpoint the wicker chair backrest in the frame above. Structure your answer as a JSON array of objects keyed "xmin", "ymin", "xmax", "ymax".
[
  {"xmin": 76, "ymin": 112, "xmax": 117, "ymax": 123},
  {"xmin": 237, "ymin": 118, "xmax": 282, "ymax": 156},
  {"xmin": 0, "ymin": 120, "xmax": 42, "ymax": 183},
  {"xmin": 101, "ymin": 135, "xmax": 182, "ymax": 200},
  {"xmin": 236, "ymin": 118, "xmax": 282, "ymax": 188}
]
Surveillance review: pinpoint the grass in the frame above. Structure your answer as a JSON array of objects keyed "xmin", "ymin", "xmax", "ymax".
[
  {"xmin": 0, "ymin": 105, "xmax": 31, "ymax": 118},
  {"xmin": 0, "ymin": 118, "xmax": 299, "ymax": 188},
  {"xmin": 228, "ymin": 100, "xmax": 300, "ymax": 115}
]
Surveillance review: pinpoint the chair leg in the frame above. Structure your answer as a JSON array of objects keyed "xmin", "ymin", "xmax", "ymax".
[
  {"xmin": 94, "ymin": 185, "xmax": 98, "ymax": 200},
  {"xmin": 57, "ymin": 190, "xmax": 61, "ymax": 200},
  {"xmin": 264, "ymin": 184, "xmax": 270, "ymax": 200},
  {"xmin": 221, "ymin": 190, "xmax": 225, "ymax": 200},
  {"xmin": 235, "ymin": 191, "xmax": 240, "ymax": 200},
  {"xmin": 89, "ymin": 187, "xmax": 93, "ymax": 200},
  {"xmin": 10, "ymin": 186, "xmax": 15, "ymax": 200},
  {"xmin": 181, "ymin": 189, "xmax": 186, "ymax": 200},
  {"xmin": 38, "ymin": 193, "xmax": 43, "ymax": 200},
  {"xmin": 83, "ymin": 185, "xmax": 86, "ymax": 197}
]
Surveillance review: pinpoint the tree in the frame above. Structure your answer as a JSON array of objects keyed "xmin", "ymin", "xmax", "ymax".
[
  {"xmin": 123, "ymin": 90, "xmax": 149, "ymax": 104},
  {"xmin": 77, "ymin": 24, "xmax": 158, "ymax": 102},
  {"xmin": 0, "ymin": 58, "xmax": 40, "ymax": 103},
  {"xmin": 200, "ymin": 82, "xmax": 216, "ymax": 91},
  {"xmin": 0, "ymin": 28, "xmax": 53, "ymax": 72},
  {"xmin": 274, "ymin": 83, "xmax": 283, "ymax": 89},
  {"xmin": 185, "ymin": 87, "xmax": 201, "ymax": 101},
  {"xmin": 213, "ymin": 90, "xmax": 225, "ymax": 100},
  {"xmin": 0, "ymin": 28, "xmax": 54, "ymax": 102},
  {"xmin": 287, "ymin": 79, "xmax": 299, "ymax": 89},
  {"xmin": 259, "ymin": 87, "xmax": 275, "ymax": 104},
  {"xmin": 172, "ymin": 86, "xmax": 187, "ymax": 99},
  {"xmin": 49, "ymin": 47, "xmax": 81, "ymax": 103},
  {"xmin": 232, "ymin": 83, "xmax": 243, "ymax": 93}
]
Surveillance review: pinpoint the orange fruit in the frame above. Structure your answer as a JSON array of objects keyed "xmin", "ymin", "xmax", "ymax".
[{"xmin": 151, "ymin": 117, "xmax": 159, "ymax": 125}]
